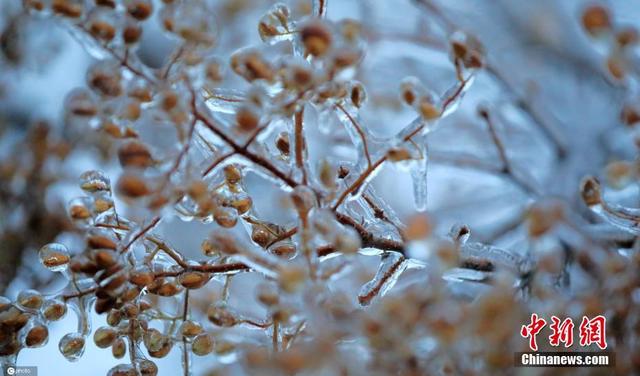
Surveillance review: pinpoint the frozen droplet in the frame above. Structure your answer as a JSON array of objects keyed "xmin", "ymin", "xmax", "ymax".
[
  {"xmin": 39, "ymin": 243, "xmax": 71, "ymax": 272},
  {"xmin": 42, "ymin": 298, "xmax": 67, "ymax": 322},
  {"xmin": 80, "ymin": 170, "xmax": 111, "ymax": 194},
  {"xmin": 107, "ymin": 363, "xmax": 136, "ymax": 376},
  {"xmin": 68, "ymin": 197, "xmax": 95, "ymax": 228},
  {"xmin": 358, "ymin": 252, "xmax": 408, "ymax": 306},
  {"xmin": 59, "ymin": 333, "xmax": 86, "ymax": 362},
  {"xmin": 17, "ymin": 290, "xmax": 43, "ymax": 310},
  {"xmin": 20, "ymin": 319, "xmax": 49, "ymax": 348},
  {"xmin": 258, "ymin": 3, "xmax": 294, "ymax": 44}
]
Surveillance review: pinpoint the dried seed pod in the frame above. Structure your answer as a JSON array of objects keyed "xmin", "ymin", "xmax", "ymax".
[
  {"xmin": 387, "ymin": 147, "xmax": 413, "ymax": 162},
  {"xmin": 251, "ymin": 225, "xmax": 273, "ymax": 248},
  {"xmin": 228, "ymin": 193, "xmax": 252, "ymax": 214},
  {"xmin": 201, "ymin": 239, "xmax": 219, "ymax": 257},
  {"xmin": 122, "ymin": 19, "xmax": 143, "ymax": 45},
  {"xmin": 606, "ymin": 53, "xmax": 626, "ymax": 80},
  {"xmin": 192, "ymin": 333, "xmax": 214, "ymax": 356},
  {"xmin": 180, "ymin": 320, "xmax": 203, "ymax": 338},
  {"xmin": 147, "ymin": 337, "xmax": 172, "ymax": 358},
  {"xmin": 526, "ymin": 203, "xmax": 563, "ymax": 238},
  {"xmin": 404, "ymin": 214, "xmax": 432, "ymax": 241},
  {"xmin": 95, "ymin": 297, "xmax": 117, "ymax": 314},
  {"xmin": 207, "ymin": 303, "xmax": 238, "ymax": 327},
  {"xmin": 88, "ymin": 10, "xmax": 117, "ymax": 42},
  {"xmin": 87, "ymin": 233, "xmax": 118, "ymax": 250},
  {"xmin": 137, "ymin": 299, "xmax": 152, "ymax": 312},
  {"xmin": 59, "ymin": 332, "xmax": 86, "ymax": 361},
  {"xmin": 39, "ymin": 243, "xmax": 71, "ymax": 272},
  {"xmin": 621, "ymin": 104, "xmax": 640, "ymax": 126},
  {"xmin": 400, "ymin": 77, "xmax": 419, "ymax": 106},
  {"xmin": 42, "ymin": 299, "xmax": 67, "ymax": 321},
  {"xmin": 235, "ymin": 105, "xmax": 261, "ymax": 133},
  {"xmin": 230, "ymin": 50, "xmax": 274, "ymax": 82},
  {"xmin": 94, "ymin": 327, "xmax": 117, "ymax": 348},
  {"xmin": 80, "ymin": 170, "xmax": 111, "ymax": 193},
  {"xmin": 118, "ymin": 141, "xmax": 153, "ymax": 168},
  {"xmin": 121, "ymin": 302, "xmax": 139, "ymax": 318},
  {"xmin": 116, "ymin": 173, "xmax": 150, "ymax": 198},
  {"xmin": 156, "ymin": 282, "xmax": 183, "ymax": 297},
  {"xmin": 350, "ymin": 82, "xmax": 367, "ymax": 108},
  {"xmin": 17, "ymin": 290, "xmax": 44, "ymax": 310},
  {"xmin": 0, "ymin": 306, "xmax": 30, "ymax": 330},
  {"xmin": 52, "ymin": 0, "xmax": 83, "ymax": 17},
  {"xmin": 162, "ymin": 0, "xmax": 217, "ymax": 46},
  {"xmin": 112, "ymin": 337, "xmax": 126, "ymax": 359},
  {"xmin": 136, "ymin": 359, "xmax": 158, "ymax": 376},
  {"xmin": 87, "ymin": 61, "xmax": 123, "ymax": 97},
  {"xmin": 126, "ymin": 0, "xmax": 153, "ymax": 20},
  {"xmin": 94, "ymin": 249, "xmax": 118, "ymax": 269},
  {"xmin": 580, "ymin": 176, "xmax": 601, "ymax": 207},
  {"xmin": 25, "ymin": 324, "xmax": 49, "ymax": 348},
  {"xmin": 417, "ymin": 96, "xmax": 441, "ymax": 120},
  {"xmin": 121, "ymin": 286, "xmax": 141, "ymax": 302},
  {"xmin": 107, "ymin": 309, "xmax": 122, "ymax": 327},
  {"xmin": 178, "ymin": 271, "xmax": 210, "ymax": 289},
  {"xmin": 204, "ymin": 58, "xmax": 223, "ymax": 82},
  {"xmin": 275, "ymin": 132, "xmax": 290, "ymax": 156},
  {"xmin": 582, "ymin": 5, "xmax": 611, "ymax": 36},
  {"xmin": 223, "ymin": 164, "xmax": 242, "ymax": 184},
  {"xmin": 129, "ymin": 266, "xmax": 154, "ymax": 287},
  {"xmin": 23, "ymin": 0, "xmax": 46, "ymax": 12},
  {"xmin": 214, "ymin": 207, "xmax": 238, "ymax": 228},
  {"xmin": 269, "ymin": 241, "xmax": 297, "ymax": 259},
  {"xmin": 300, "ymin": 20, "xmax": 332, "ymax": 57},
  {"xmin": 606, "ymin": 160, "xmax": 633, "ymax": 189},
  {"xmin": 258, "ymin": 3, "xmax": 291, "ymax": 42},
  {"xmin": 144, "ymin": 329, "xmax": 166, "ymax": 352},
  {"xmin": 65, "ymin": 88, "xmax": 98, "ymax": 117},
  {"xmin": 616, "ymin": 26, "xmax": 639, "ymax": 47},
  {"xmin": 449, "ymin": 31, "xmax": 485, "ymax": 69}
]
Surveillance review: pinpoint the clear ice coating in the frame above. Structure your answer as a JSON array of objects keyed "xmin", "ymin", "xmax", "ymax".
[
  {"xmin": 39, "ymin": 243, "xmax": 71, "ymax": 272},
  {"xmin": 410, "ymin": 134, "xmax": 428, "ymax": 211},
  {"xmin": 58, "ymin": 333, "xmax": 86, "ymax": 362},
  {"xmin": 8, "ymin": 0, "xmax": 640, "ymax": 374},
  {"xmin": 358, "ymin": 252, "xmax": 408, "ymax": 306}
]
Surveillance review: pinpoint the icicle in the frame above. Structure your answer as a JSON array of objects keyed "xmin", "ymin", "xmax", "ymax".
[{"xmin": 410, "ymin": 133, "xmax": 428, "ymax": 211}]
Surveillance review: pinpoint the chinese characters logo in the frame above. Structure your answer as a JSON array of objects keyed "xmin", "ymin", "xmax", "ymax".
[{"xmin": 521, "ymin": 314, "xmax": 607, "ymax": 351}]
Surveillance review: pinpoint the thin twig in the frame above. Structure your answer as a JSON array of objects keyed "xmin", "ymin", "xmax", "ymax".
[
  {"xmin": 479, "ymin": 109, "xmax": 539, "ymax": 196},
  {"xmin": 336, "ymin": 103, "xmax": 373, "ymax": 167},
  {"xmin": 294, "ymin": 107, "xmax": 308, "ymax": 184}
]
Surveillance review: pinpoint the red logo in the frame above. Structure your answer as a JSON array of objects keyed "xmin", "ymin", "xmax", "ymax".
[{"xmin": 521, "ymin": 314, "xmax": 607, "ymax": 351}]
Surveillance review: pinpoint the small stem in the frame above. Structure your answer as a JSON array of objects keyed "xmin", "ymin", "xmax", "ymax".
[
  {"xmin": 336, "ymin": 103, "xmax": 372, "ymax": 167},
  {"xmin": 273, "ymin": 319, "xmax": 279, "ymax": 352},
  {"xmin": 182, "ymin": 290, "xmax": 190, "ymax": 376},
  {"xmin": 294, "ymin": 107, "xmax": 308, "ymax": 184}
]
